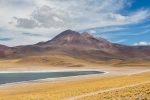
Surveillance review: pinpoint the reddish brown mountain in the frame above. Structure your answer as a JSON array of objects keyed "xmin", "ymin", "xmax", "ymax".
[
  {"xmin": 36, "ymin": 30, "xmax": 113, "ymax": 50},
  {"xmin": 0, "ymin": 30, "xmax": 150, "ymax": 61}
]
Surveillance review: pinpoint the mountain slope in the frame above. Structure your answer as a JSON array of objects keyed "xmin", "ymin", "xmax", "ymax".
[
  {"xmin": 36, "ymin": 30, "xmax": 113, "ymax": 50},
  {"xmin": 0, "ymin": 29, "xmax": 150, "ymax": 65}
]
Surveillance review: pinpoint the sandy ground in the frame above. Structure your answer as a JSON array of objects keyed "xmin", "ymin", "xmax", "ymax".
[
  {"xmin": 0, "ymin": 66, "xmax": 150, "ymax": 87},
  {"xmin": 66, "ymin": 80, "xmax": 150, "ymax": 100},
  {"xmin": 0, "ymin": 66, "xmax": 150, "ymax": 100}
]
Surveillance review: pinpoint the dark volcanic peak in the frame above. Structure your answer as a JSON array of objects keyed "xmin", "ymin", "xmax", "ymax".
[
  {"xmin": 62, "ymin": 29, "xmax": 79, "ymax": 35},
  {"xmin": 60, "ymin": 29, "xmax": 79, "ymax": 35},
  {"xmin": 36, "ymin": 29, "xmax": 80, "ymax": 46},
  {"xmin": 36, "ymin": 29, "xmax": 113, "ymax": 50},
  {"xmin": 43, "ymin": 29, "xmax": 86, "ymax": 47},
  {"xmin": 52, "ymin": 29, "xmax": 80, "ymax": 41}
]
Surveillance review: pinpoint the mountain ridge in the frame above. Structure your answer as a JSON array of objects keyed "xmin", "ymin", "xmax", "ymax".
[
  {"xmin": 36, "ymin": 29, "xmax": 113, "ymax": 50},
  {"xmin": 0, "ymin": 30, "xmax": 150, "ymax": 62}
]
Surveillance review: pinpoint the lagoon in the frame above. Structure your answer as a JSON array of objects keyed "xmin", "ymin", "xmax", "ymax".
[{"xmin": 0, "ymin": 71, "xmax": 104, "ymax": 85}]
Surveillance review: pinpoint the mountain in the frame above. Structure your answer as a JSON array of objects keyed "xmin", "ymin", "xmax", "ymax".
[
  {"xmin": 36, "ymin": 30, "xmax": 113, "ymax": 50},
  {"xmin": 0, "ymin": 29, "xmax": 150, "ymax": 65}
]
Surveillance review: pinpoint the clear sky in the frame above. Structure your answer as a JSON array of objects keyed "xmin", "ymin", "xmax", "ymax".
[{"xmin": 0, "ymin": 0, "xmax": 150, "ymax": 46}]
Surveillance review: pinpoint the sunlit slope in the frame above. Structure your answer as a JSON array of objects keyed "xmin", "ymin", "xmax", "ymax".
[{"xmin": 1, "ymin": 53, "xmax": 150, "ymax": 68}]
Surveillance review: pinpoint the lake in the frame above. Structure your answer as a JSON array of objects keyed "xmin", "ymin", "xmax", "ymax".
[{"xmin": 0, "ymin": 71, "xmax": 104, "ymax": 85}]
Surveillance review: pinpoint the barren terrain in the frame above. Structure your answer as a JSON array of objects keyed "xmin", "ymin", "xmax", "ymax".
[{"xmin": 0, "ymin": 65, "xmax": 150, "ymax": 100}]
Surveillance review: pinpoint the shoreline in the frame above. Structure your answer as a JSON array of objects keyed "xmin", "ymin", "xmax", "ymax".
[
  {"xmin": 0, "ymin": 68, "xmax": 106, "ymax": 73},
  {"xmin": 0, "ymin": 68, "xmax": 109, "ymax": 87},
  {"xmin": 0, "ymin": 66, "xmax": 150, "ymax": 88},
  {"xmin": 0, "ymin": 73, "xmax": 108, "ymax": 87}
]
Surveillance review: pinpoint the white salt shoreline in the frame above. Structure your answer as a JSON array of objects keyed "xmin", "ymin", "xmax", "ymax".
[
  {"xmin": 0, "ymin": 73, "xmax": 108, "ymax": 87},
  {"xmin": 0, "ymin": 66, "xmax": 150, "ymax": 87},
  {"xmin": 0, "ymin": 68, "xmax": 109, "ymax": 87},
  {"xmin": 0, "ymin": 68, "xmax": 107, "ymax": 73}
]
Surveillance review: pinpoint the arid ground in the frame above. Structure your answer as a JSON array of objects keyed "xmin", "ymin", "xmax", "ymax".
[{"xmin": 0, "ymin": 58, "xmax": 150, "ymax": 100}]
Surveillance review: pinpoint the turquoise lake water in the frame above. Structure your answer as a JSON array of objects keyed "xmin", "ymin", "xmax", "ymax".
[{"xmin": 0, "ymin": 71, "xmax": 104, "ymax": 85}]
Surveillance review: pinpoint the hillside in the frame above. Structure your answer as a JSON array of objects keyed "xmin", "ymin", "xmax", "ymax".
[{"xmin": 0, "ymin": 30, "xmax": 150, "ymax": 67}]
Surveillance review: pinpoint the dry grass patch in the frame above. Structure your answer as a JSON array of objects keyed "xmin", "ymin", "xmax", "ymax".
[
  {"xmin": 0, "ymin": 72, "xmax": 150, "ymax": 100},
  {"xmin": 78, "ymin": 83, "xmax": 150, "ymax": 100}
]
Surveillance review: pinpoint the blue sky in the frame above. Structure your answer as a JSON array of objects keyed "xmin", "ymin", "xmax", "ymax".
[{"xmin": 0, "ymin": 0, "xmax": 150, "ymax": 46}]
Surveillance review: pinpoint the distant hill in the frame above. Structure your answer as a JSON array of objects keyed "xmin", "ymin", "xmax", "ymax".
[{"xmin": 0, "ymin": 30, "xmax": 150, "ymax": 66}]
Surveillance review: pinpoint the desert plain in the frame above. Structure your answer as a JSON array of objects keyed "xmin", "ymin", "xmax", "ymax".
[
  {"xmin": 0, "ymin": 30, "xmax": 150, "ymax": 100},
  {"xmin": 0, "ymin": 57, "xmax": 150, "ymax": 100}
]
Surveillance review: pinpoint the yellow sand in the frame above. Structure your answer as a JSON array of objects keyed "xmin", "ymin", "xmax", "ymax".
[
  {"xmin": 79, "ymin": 82, "xmax": 150, "ymax": 100},
  {"xmin": 0, "ymin": 55, "xmax": 103, "ymax": 68},
  {"xmin": 1, "ymin": 55, "xmax": 150, "ymax": 69},
  {"xmin": 0, "ymin": 72, "xmax": 150, "ymax": 100}
]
